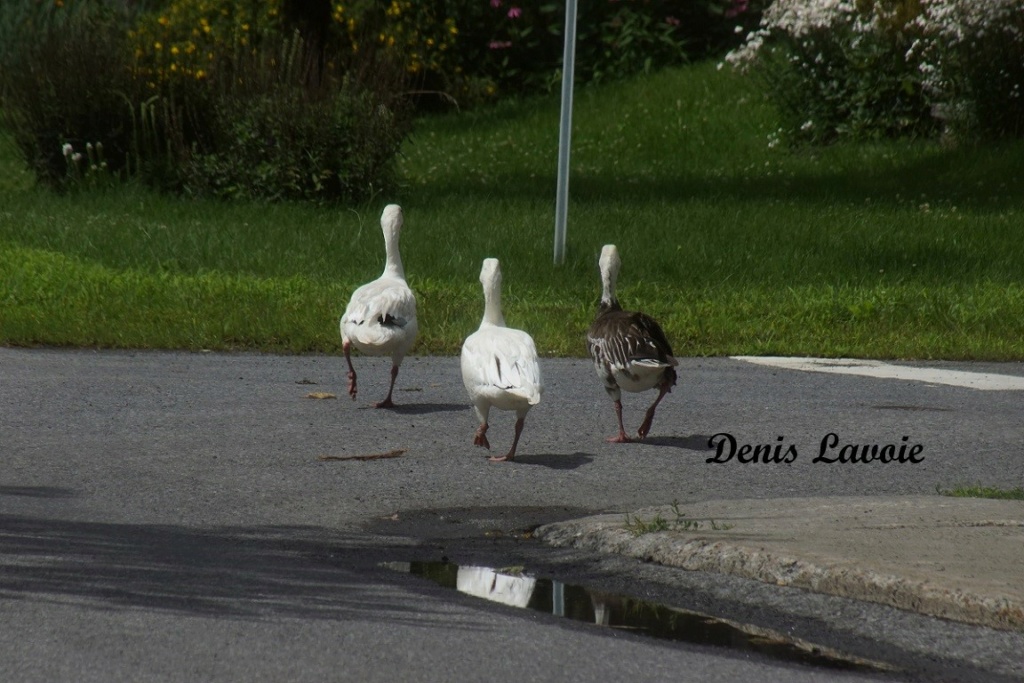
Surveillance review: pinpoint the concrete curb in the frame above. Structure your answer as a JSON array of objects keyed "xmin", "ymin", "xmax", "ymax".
[{"xmin": 535, "ymin": 498, "xmax": 1024, "ymax": 632}]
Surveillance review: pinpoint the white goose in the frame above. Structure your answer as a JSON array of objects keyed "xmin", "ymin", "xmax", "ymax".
[
  {"xmin": 586, "ymin": 244, "xmax": 678, "ymax": 442},
  {"xmin": 460, "ymin": 258, "xmax": 543, "ymax": 462},
  {"xmin": 340, "ymin": 204, "xmax": 418, "ymax": 408}
]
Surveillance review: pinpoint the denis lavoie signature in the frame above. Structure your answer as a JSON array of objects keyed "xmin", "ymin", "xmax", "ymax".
[{"xmin": 706, "ymin": 432, "xmax": 925, "ymax": 464}]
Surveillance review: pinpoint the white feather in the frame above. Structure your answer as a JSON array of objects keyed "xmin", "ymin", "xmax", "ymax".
[
  {"xmin": 462, "ymin": 325, "xmax": 543, "ymax": 412},
  {"xmin": 341, "ymin": 276, "xmax": 418, "ymax": 358}
]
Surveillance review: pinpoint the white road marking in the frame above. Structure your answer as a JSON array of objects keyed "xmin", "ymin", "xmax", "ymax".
[{"xmin": 731, "ymin": 356, "xmax": 1024, "ymax": 391}]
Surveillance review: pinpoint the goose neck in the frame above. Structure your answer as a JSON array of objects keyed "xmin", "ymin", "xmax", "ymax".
[
  {"xmin": 600, "ymin": 273, "xmax": 618, "ymax": 308},
  {"xmin": 382, "ymin": 231, "xmax": 405, "ymax": 279},
  {"xmin": 482, "ymin": 282, "xmax": 506, "ymax": 327}
]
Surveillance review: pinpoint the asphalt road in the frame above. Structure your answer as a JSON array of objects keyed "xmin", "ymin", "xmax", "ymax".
[{"xmin": 2, "ymin": 348, "xmax": 1023, "ymax": 682}]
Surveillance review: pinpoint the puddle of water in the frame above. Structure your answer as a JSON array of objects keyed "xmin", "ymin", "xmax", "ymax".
[{"xmin": 384, "ymin": 561, "xmax": 895, "ymax": 674}]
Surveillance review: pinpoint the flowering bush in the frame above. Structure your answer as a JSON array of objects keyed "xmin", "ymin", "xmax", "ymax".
[
  {"xmin": 131, "ymin": 0, "xmax": 285, "ymax": 89},
  {"xmin": 725, "ymin": 0, "xmax": 937, "ymax": 144},
  {"xmin": 726, "ymin": 0, "xmax": 1024, "ymax": 144},
  {"xmin": 60, "ymin": 140, "xmax": 118, "ymax": 190},
  {"xmin": 910, "ymin": 0, "xmax": 1024, "ymax": 139},
  {"xmin": 334, "ymin": 1, "xmax": 460, "ymax": 78}
]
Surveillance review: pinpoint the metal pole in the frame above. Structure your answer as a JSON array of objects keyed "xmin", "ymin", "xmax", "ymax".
[{"xmin": 554, "ymin": 0, "xmax": 578, "ymax": 265}]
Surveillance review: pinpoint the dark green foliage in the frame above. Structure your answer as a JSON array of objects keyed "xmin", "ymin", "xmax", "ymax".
[
  {"xmin": 759, "ymin": 30, "xmax": 939, "ymax": 145},
  {"xmin": 0, "ymin": 0, "xmax": 414, "ymax": 202},
  {"xmin": 442, "ymin": 0, "xmax": 763, "ymax": 102},
  {"xmin": 946, "ymin": 23, "xmax": 1024, "ymax": 140},
  {"xmin": 0, "ymin": 2, "xmax": 143, "ymax": 189},
  {"xmin": 176, "ymin": 33, "xmax": 411, "ymax": 203},
  {"xmin": 181, "ymin": 82, "xmax": 408, "ymax": 204}
]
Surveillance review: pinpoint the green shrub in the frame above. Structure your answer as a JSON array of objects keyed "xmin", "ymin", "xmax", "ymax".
[
  {"xmin": 179, "ymin": 37, "xmax": 411, "ymax": 203},
  {"xmin": 129, "ymin": 0, "xmax": 417, "ymax": 202},
  {"xmin": 1, "ymin": 0, "xmax": 415, "ymax": 202}
]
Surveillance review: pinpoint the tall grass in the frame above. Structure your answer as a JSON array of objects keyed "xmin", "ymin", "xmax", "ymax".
[{"xmin": 2, "ymin": 62, "xmax": 1024, "ymax": 357}]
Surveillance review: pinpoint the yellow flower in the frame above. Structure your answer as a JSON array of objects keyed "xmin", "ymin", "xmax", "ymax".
[
  {"xmin": 171, "ymin": 45, "xmax": 180, "ymax": 55},
  {"xmin": 158, "ymin": 16, "xmax": 169, "ymax": 26},
  {"xmin": 154, "ymin": 41, "xmax": 162, "ymax": 50}
]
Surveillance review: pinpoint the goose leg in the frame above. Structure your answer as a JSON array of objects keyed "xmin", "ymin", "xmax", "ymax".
[
  {"xmin": 343, "ymin": 340, "xmax": 357, "ymax": 400},
  {"xmin": 637, "ymin": 381, "xmax": 672, "ymax": 440},
  {"xmin": 374, "ymin": 364, "xmax": 399, "ymax": 409},
  {"xmin": 473, "ymin": 422, "xmax": 490, "ymax": 450},
  {"xmin": 490, "ymin": 416, "xmax": 525, "ymax": 463},
  {"xmin": 606, "ymin": 400, "xmax": 631, "ymax": 443}
]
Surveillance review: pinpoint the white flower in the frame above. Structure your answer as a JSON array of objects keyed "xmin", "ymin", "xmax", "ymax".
[{"xmin": 62, "ymin": 143, "xmax": 73, "ymax": 157}]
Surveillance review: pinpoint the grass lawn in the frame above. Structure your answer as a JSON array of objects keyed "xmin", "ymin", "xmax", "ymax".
[{"xmin": 2, "ymin": 61, "xmax": 1023, "ymax": 357}]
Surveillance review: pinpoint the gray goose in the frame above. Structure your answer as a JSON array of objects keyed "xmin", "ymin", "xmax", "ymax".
[
  {"xmin": 586, "ymin": 244, "xmax": 678, "ymax": 442},
  {"xmin": 340, "ymin": 204, "xmax": 418, "ymax": 408}
]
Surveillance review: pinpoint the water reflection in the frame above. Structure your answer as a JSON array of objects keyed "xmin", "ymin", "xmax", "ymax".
[
  {"xmin": 457, "ymin": 566, "xmax": 537, "ymax": 608},
  {"xmin": 384, "ymin": 561, "xmax": 895, "ymax": 674}
]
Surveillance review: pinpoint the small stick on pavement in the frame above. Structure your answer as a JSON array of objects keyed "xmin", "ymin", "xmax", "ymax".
[{"xmin": 318, "ymin": 449, "xmax": 407, "ymax": 462}]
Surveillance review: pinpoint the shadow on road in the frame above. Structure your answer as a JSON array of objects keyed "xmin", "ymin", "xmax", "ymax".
[
  {"xmin": 0, "ymin": 486, "xmax": 77, "ymax": 498},
  {"xmin": 374, "ymin": 403, "xmax": 470, "ymax": 415},
  {"xmin": 0, "ymin": 513, "xmax": 474, "ymax": 626},
  {"xmin": 514, "ymin": 453, "xmax": 594, "ymax": 470}
]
